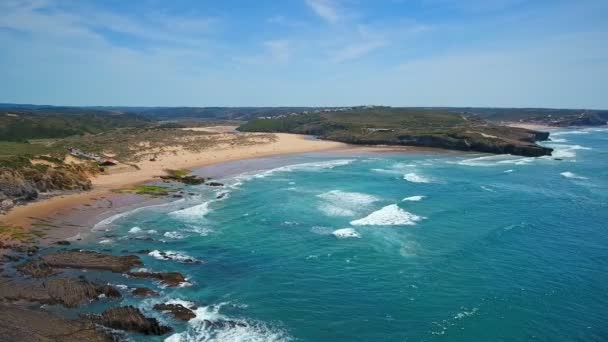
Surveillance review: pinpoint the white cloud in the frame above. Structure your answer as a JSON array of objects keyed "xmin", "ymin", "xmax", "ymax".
[{"xmin": 305, "ymin": 0, "xmax": 340, "ymax": 23}]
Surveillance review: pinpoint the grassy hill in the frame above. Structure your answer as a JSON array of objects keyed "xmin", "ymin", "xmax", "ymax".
[
  {"xmin": 238, "ymin": 107, "xmax": 553, "ymax": 157},
  {"xmin": 0, "ymin": 110, "xmax": 151, "ymax": 141}
]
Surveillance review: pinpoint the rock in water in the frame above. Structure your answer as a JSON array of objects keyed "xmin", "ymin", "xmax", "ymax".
[
  {"xmin": 42, "ymin": 250, "xmax": 143, "ymax": 272},
  {"xmin": 86, "ymin": 306, "xmax": 172, "ymax": 335},
  {"xmin": 131, "ymin": 287, "xmax": 159, "ymax": 297},
  {"xmin": 153, "ymin": 303, "xmax": 197, "ymax": 321},
  {"xmin": 126, "ymin": 271, "xmax": 187, "ymax": 287}
]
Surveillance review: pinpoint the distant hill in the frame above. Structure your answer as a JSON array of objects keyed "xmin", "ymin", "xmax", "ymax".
[
  {"xmin": 0, "ymin": 109, "xmax": 150, "ymax": 141},
  {"xmin": 238, "ymin": 107, "xmax": 554, "ymax": 157}
]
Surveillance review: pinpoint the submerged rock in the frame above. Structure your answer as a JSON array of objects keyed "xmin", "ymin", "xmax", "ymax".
[
  {"xmin": 86, "ymin": 306, "xmax": 172, "ymax": 335},
  {"xmin": 126, "ymin": 271, "xmax": 187, "ymax": 287},
  {"xmin": 42, "ymin": 250, "xmax": 143, "ymax": 272},
  {"xmin": 153, "ymin": 303, "xmax": 196, "ymax": 321},
  {"xmin": 131, "ymin": 287, "xmax": 159, "ymax": 297},
  {"xmin": 205, "ymin": 182, "xmax": 224, "ymax": 187}
]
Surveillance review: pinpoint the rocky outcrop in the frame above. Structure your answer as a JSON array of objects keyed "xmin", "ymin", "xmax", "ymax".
[
  {"xmin": 86, "ymin": 306, "xmax": 172, "ymax": 336},
  {"xmin": 16, "ymin": 258, "xmax": 55, "ymax": 278},
  {"xmin": 125, "ymin": 271, "xmax": 187, "ymax": 287},
  {"xmin": 0, "ymin": 277, "xmax": 121, "ymax": 308},
  {"xmin": 41, "ymin": 250, "xmax": 142, "ymax": 272},
  {"xmin": 0, "ymin": 305, "xmax": 110, "ymax": 342},
  {"xmin": 153, "ymin": 303, "xmax": 197, "ymax": 321}
]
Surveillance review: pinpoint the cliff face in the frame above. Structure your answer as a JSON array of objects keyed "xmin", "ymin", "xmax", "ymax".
[{"xmin": 0, "ymin": 162, "xmax": 95, "ymax": 213}]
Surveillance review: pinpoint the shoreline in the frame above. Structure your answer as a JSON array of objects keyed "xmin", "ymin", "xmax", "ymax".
[{"xmin": 1, "ymin": 131, "xmax": 443, "ymax": 242}]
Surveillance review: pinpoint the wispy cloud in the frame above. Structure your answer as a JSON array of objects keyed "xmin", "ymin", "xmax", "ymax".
[{"xmin": 305, "ymin": 0, "xmax": 340, "ymax": 23}]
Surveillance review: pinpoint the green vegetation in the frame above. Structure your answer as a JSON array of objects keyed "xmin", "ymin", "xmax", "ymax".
[
  {"xmin": 239, "ymin": 107, "xmax": 553, "ymax": 157},
  {"xmin": 0, "ymin": 225, "xmax": 43, "ymax": 243},
  {"xmin": 116, "ymin": 185, "xmax": 171, "ymax": 196},
  {"xmin": 164, "ymin": 169, "xmax": 191, "ymax": 178},
  {"xmin": 0, "ymin": 111, "xmax": 151, "ymax": 141}
]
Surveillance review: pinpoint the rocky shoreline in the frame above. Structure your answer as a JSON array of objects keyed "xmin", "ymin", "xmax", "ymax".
[{"xmin": 0, "ymin": 244, "xmax": 201, "ymax": 340}]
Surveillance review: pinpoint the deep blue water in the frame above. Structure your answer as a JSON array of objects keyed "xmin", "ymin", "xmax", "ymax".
[{"xmin": 84, "ymin": 127, "xmax": 608, "ymax": 341}]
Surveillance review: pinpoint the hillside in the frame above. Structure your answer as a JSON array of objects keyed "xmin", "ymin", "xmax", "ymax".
[{"xmin": 238, "ymin": 107, "xmax": 553, "ymax": 157}]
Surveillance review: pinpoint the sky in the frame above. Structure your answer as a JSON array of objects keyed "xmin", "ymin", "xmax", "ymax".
[{"xmin": 0, "ymin": 0, "xmax": 607, "ymax": 108}]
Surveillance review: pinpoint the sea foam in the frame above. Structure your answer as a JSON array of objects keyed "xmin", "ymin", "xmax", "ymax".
[
  {"xmin": 350, "ymin": 204, "xmax": 423, "ymax": 226},
  {"xmin": 402, "ymin": 195, "xmax": 425, "ymax": 202},
  {"xmin": 560, "ymin": 172, "xmax": 587, "ymax": 180},
  {"xmin": 149, "ymin": 250, "xmax": 199, "ymax": 263},
  {"xmin": 332, "ymin": 228, "xmax": 361, "ymax": 239},
  {"xmin": 165, "ymin": 302, "xmax": 290, "ymax": 342},
  {"xmin": 317, "ymin": 190, "xmax": 379, "ymax": 217},
  {"xmin": 403, "ymin": 173, "xmax": 431, "ymax": 183}
]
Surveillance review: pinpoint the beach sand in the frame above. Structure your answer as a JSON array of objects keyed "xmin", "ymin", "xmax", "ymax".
[{"xmin": 0, "ymin": 130, "xmax": 346, "ymax": 231}]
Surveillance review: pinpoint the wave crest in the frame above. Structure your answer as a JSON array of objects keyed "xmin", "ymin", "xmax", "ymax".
[{"xmin": 350, "ymin": 204, "xmax": 424, "ymax": 226}]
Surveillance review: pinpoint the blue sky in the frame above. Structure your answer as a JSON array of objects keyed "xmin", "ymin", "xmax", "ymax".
[{"xmin": 0, "ymin": 0, "xmax": 606, "ymax": 108}]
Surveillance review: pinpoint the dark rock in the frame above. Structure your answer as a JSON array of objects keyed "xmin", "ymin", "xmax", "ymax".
[
  {"xmin": 16, "ymin": 258, "xmax": 56, "ymax": 278},
  {"xmin": 0, "ymin": 277, "xmax": 121, "ymax": 308},
  {"xmin": 126, "ymin": 271, "xmax": 187, "ymax": 287},
  {"xmin": 55, "ymin": 240, "xmax": 71, "ymax": 245},
  {"xmin": 205, "ymin": 182, "xmax": 224, "ymax": 187},
  {"xmin": 172, "ymin": 194, "xmax": 183, "ymax": 198},
  {"xmin": 0, "ymin": 305, "xmax": 110, "ymax": 342},
  {"xmin": 153, "ymin": 303, "xmax": 196, "ymax": 321},
  {"xmin": 131, "ymin": 287, "xmax": 159, "ymax": 297},
  {"xmin": 86, "ymin": 306, "xmax": 172, "ymax": 336},
  {"xmin": 2, "ymin": 254, "xmax": 21, "ymax": 262},
  {"xmin": 42, "ymin": 250, "xmax": 143, "ymax": 272}
]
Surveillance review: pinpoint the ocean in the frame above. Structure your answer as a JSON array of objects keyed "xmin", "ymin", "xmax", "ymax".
[{"xmin": 83, "ymin": 127, "xmax": 608, "ymax": 341}]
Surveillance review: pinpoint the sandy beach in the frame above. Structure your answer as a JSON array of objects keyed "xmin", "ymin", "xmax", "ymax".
[{"xmin": 0, "ymin": 130, "xmax": 346, "ymax": 230}]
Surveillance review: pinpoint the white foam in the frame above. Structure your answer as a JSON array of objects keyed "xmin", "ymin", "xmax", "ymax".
[
  {"xmin": 560, "ymin": 171, "xmax": 587, "ymax": 180},
  {"xmin": 544, "ymin": 144, "xmax": 591, "ymax": 159},
  {"xmin": 165, "ymin": 302, "xmax": 291, "ymax": 342},
  {"xmin": 550, "ymin": 138, "xmax": 568, "ymax": 143},
  {"xmin": 480, "ymin": 186, "xmax": 496, "ymax": 192},
  {"xmin": 332, "ymin": 228, "xmax": 361, "ymax": 239},
  {"xmin": 456, "ymin": 154, "xmax": 532, "ymax": 167},
  {"xmin": 99, "ymin": 239, "xmax": 113, "ymax": 244},
  {"xmin": 165, "ymin": 298, "xmax": 197, "ymax": 310},
  {"xmin": 402, "ymin": 195, "xmax": 425, "ymax": 202},
  {"xmin": 403, "ymin": 173, "xmax": 431, "ymax": 183},
  {"xmin": 317, "ymin": 190, "xmax": 379, "ymax": 217},
  {"xmin": 164, "ymin": 231, "xmax": 185, "ymax": 239},
  {"xmin": 93, "ymin": 199, "xmax": 184, "ymax": 231},
  {"xmin": 551, "ymin": 130, "xmax": 590, "ymax": 136},
  {"xmin": 149, "ymin": 250, "xmax": 199, "ymax": 263},
  {"xmin": 504, "ymin": 169, "xmax": 514, "ymax": 173},
  {"xmin": 310, "ymin": 226, "xmax": 333, "ymax": 235},
  {"xmin": 169, "ymin": 201, "xmax": 212, "ymax": 222},
  {"xmin": 236, "ymin": 159, "xmax": 355, "ymax": 182},
  {"xmin": 350, "ymin": 204, "xmax": 424, "ymax": 226},
  {"xmin": 128, "ymin": 226, "xmax": 143, "ymax": 234}
]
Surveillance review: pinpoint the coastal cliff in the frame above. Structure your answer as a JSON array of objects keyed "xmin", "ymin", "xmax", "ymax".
[{"xmin": 238, "ymin": 107, "xmax": 553, "ymax": 157}]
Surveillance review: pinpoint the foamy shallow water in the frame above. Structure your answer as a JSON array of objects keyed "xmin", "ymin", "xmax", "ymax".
[{"xmin": 75, "ymin": 128, "xmax": 608, "ymax": 342}]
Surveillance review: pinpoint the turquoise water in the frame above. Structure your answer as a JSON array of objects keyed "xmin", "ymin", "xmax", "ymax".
[{"xmin": 86, "ymin": 128, "xmax": 608, "ymax": 341}]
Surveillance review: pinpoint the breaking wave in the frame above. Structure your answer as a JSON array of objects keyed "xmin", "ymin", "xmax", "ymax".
[
  {"xmin": 402, "ymin": 195, "xmax": 425, "ymax": 202},
  {"xmin": 317, "ymin": 190, "xmax": 379, "ymax": 217},
  {"xmin": 560, "ymin": 172, "xmax": 587, "ymax": 180},
  {"xmin": 350, "ymin": 204, "xmax": 424, "ymax": 226},
  {"xmin": 332, "ymin": 228, "xmax": 361, "ymax": 239},
  {"xmin": 235, "ymin": 159, "xmax": 355, "ymax": 182},
  {"xmin": 165, "ymin": 302, "xmax": 291, "ymax": 342},
  {"xmin": 403, "ymin": 173, "xmax": 431, "ymax": 183},
  {"xmin": 149, "ymin": 250, "xmax": 199, "ymax": 263}
]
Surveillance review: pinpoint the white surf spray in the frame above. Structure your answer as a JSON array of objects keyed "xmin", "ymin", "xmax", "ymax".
[
  {"xmin": 317, "ymin": 190, "xmax": 379, "ymax": 217},
  {"xmin": 402, "ymin": 195, "xmax": 425, "ymax": 202},
  {"xmin": 403, "ymin": 173, "xmax": 431, "ymax": 183},
  {"xmin": 332, "ymin": 228, "xmax": 361, "ymax": 239},
  {"xmin": 350, "ymin": 204, "xmax": 424, "ymax": 226},
  {"xmin": 560, "ymin": 172, "xmax": 587, "ymax": 180}
]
